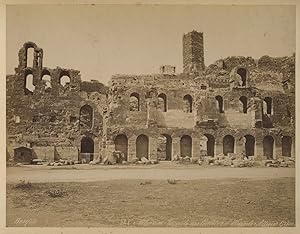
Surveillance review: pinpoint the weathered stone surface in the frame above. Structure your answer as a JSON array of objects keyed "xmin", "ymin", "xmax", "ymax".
[{"xmin": 6, "ymin": 31, "xmax": 295, "ymax": 164}]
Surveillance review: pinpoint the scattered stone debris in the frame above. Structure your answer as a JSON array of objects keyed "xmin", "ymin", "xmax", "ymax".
[
  {"xmin": 15, "ymin": 180, "xmax": 33, "ymax": 190},
  {"xmin": 46, "ymin": 189, "xmax": 67, "ymax": 198},
  {"xmin": 167, "ymin": 179, "xmax": 179, "ymax": 185},
  {"xmin": 140, "ymin": 181, "xmax": 152, "ymax": 185}
]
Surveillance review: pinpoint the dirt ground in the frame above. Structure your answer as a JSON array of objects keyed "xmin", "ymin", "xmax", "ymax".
[
  {"xmin": 6, "ymin": 163, "xmax": 295, "ymax": 183},
  {"xmin": 6, "ymin": 177, "xmax": 295, "ymax": 227}
]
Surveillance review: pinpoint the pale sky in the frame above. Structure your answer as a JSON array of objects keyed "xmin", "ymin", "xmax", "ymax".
[{"xmin": 6, "ymin": 5, "xmax": 295, "ymax": 84}]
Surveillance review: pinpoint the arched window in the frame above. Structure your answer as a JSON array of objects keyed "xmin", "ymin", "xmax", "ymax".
[
  {"xmin": 263, "ymin": 135, "xmax": 274, "ymax": 159},
  {"xmin": 26, "ymin": 47, "xmax": 35, "ymax": 68},
  {"xmin": 41, "ymin": 70, "xmax": 52, "ymax": 90},
  {"xmin": 223, "ymin": 135, "xmax": 234, "ymax": 156},
  {"xmin": 180, "ymin": 135, "xmax": 192, "ymax": 157},
  {"xmin": 263, "ymin": 97, "xmax": 272, "ymax": 115},
  {"xmin": 239, "ymin": 96, "xmax": 247, "ymax": 113},
  {"xmin": 282, "ymin": 136, "xmax": 292, "ymax": 157},
  {"xmin": 158, "ymin": 93, "xmax": 167, "ymax": 112},
  {"xmin": 130, "ymin": 93, "xmax": 140, "ymax": 111},
  {"xmin": 237, "ymin": 68, "xmax": 247, "ymax": 86},
  {"xmin": 24, "ymin": 72, "xmax": 35, "ymax": 94},
  {"xmin": 79, "ymin": 105, "xmax": 93, "ymax": 129},
  {"xmin": 215, "ymin": 95, "xmax": 224, "ymax": 113},
  {"xmin": 183, "ymin": 95, "xmax": 193, "ymax": 113},
  {"xmin": 59, "ymin": 71, "xmax": 71, "ymax": 87}
]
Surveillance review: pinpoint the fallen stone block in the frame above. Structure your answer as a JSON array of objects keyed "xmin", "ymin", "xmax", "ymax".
[
  {"xmin": 183, "ymin": 156, "xmax": 191, "ymax": 162},
  {"xmin": 141, "ymin": 157, "xmax": 149, "ymax": 163},
  {"xmin": 263, "ymin": 160, "xmax": 273, "ymax": 167},
  {"xmin": 280, "ymin": 162, "xmax": 288, "ymax": 167},
  {"xmin": 150, "ymin": 160, "xmax": 158, "ymax": 164},
  {"xmin": 248, "ymin": 156, "xmax": 255, "ymax": 161}
]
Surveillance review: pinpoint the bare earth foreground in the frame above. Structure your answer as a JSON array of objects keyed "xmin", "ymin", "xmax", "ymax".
[{"xmin": 6, "ymin": 165, "xmax": 295, "ymax": 227}]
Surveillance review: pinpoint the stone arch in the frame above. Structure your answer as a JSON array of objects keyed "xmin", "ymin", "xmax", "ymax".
[
  {"xmin": 223, "ymin": 135, "xmax": 234, "ymax": 156},
  {"xmin": 59, "ymin": 71, "xmax": 71, "ymax": 87},
  {"xmin": 80, "ymin": 136, "xmax": 94, "ymax": 161},
  {"xmin": 204, "ymin": 134, "xmax": 215, "ymax": 157},
  {"xmin": 26, "ymin": 47, "xmax": 35, "ymax": 68},
  {"xmin": 41, "ymin": 70, "xmax": 52, "ymax": 90},
  {"xmin": 237, "ymin": 67, "xmax": 247, "ymax": 86},
  {"xmin": 79, "ymin": 104, "xmax": 93, "ymax": 129},
  {"xmin": 24, "ymin": 70, "xmax": 35, "ymax": 94},
  {"xmin": 158, "ymin": 93, "xmax": 167, "ymax": 112},
  {"xmin": 136, "ymin": 134, "xmax": 149, "ymax": 159},
  {"xmin": 263, "ymin": 135, "xmax": 274, "ymax": 159},
  {"xmin": 157, "ymin": 134, "xmax": 172, "ymax": 161},
  {"xmin": 244, "ymin": 135, "xmax": 255, "ymax": 157},
  {"xmin": 114, "ymin": 134, "xmax": 128, "ymax": 161},
  {"xmin": 263, "ymin": 97, "xmax": 272, "ymax": 115},
  {"xmin": 282, "ymin": 136, "xmax": 292, "ymax": 157},
  {"xmin": 130, "ymin": 92, "xmax": 140, "ymax": 111},
  {"xmin": 215, "ymin": 95, "xmax": 224, "ymax": 113},
  {"xmin": 239, "ymin": 96, "xmax": 248, "ymax": 113},
  {"xmin": 180, "ymin": 135, "xmax": 192, "ymax": 157},
  {"xmin": 183, "ymin": 94, "xmax": 193, "ymax": 113}
]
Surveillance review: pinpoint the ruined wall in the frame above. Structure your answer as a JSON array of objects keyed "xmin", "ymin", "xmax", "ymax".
[
  {"xmin": 106, "ymin": 51, "xmax": 295, "ymax": 161},
  {"xmin": 6, "ymin": 42, "xmax": 108, "ymax": 161},
  {"xmin": 6, "ymin": 32, "xmax": 295, "ymax": 163}
]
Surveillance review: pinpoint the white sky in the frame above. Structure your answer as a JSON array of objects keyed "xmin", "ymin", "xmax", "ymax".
[{"xmin": 6, "ymin": 4, "xmax": 295, "ymax": 84}]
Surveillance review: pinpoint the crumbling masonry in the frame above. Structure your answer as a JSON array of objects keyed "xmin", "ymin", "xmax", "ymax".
[{"xmin": 6, "ymin": 31, "xmax": 295, "ymax": 163}]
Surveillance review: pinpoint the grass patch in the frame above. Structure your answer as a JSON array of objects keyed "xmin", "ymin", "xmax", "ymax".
[{"xmin": 7, "ymin": 178, "xmax": 295, "ymax": 227}]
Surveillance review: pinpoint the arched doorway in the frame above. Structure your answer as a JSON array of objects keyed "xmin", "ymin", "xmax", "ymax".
[
  {"xmin": 180, "ymin": 135, "xmax": 192, "ymax": 157},
  {"xmin": 244, "ymin": 135, "xmax": 255, "ymax": 157},
  {"xmin": 114, "ymin": 134, "xmax": 128, "ymax": 161},
  {"xmin": 157, "ymin": 134, "xmax": 172, "ymax": 161},
  {"xmin": 80, "ymin": 136, "xmax": 94, "ymax": 161},
  {"xmin": 136, "ymin": 134, "xmax": 149, "ymax": 159},
  {"xmin": 204, "ymin": 134, "xmax": 215, "ymax": 157},
  {"xmin": 282, "ymin": 136, "xmax": 292, "ymax": 157},
  {"xmin": 263, "ymin": 135, "xmax": 274, "ymax": 159},
  {"xmin": 223, "ymin": 135, "xmax": 234, "ymax": 156}
]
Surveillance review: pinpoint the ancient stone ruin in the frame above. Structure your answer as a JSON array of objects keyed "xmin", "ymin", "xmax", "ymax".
[{"xmin": 6, "ymin": 31, "xmax": 295, "ymax": 165}]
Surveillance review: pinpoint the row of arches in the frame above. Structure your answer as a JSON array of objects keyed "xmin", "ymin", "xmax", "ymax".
[
  {"xmin": 129, "ymin": 92, "xmax": 272, "ymax": 115},
  {"xmin": 129, "ymin": 92, "xmax": 194, "ymax": 113},
  {"xmin": 215, "ymin": 95, "xmax": 272, "ymax": 114},
  {"xmin": 24, "ymin": 71, "xmax": 71, "ymax": 94},
  {"xmin": 113, "ymin": 134, "xmax": 293, "ymax": 161}
]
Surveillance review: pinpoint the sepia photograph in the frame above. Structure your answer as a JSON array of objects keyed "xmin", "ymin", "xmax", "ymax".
[{"xmin": 5, "ymin": 3, "xmax": 296, "ymax": 229}]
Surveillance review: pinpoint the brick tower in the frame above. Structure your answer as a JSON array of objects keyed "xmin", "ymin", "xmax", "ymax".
[{"xmin": 183, "ymin": 30, "xmax": 205, "ymax": 73}]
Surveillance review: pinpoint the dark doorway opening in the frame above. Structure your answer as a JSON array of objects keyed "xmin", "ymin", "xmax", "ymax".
[
  {"xmin": 244, "ymin": 135, "xmax": 255, "ymax": 157},
  {"xmin": 223, "ymin": 135, "xmax": 234, "ymax": 156},
  {"xmin": 81, "ymin": 136, "xmax": 94, "ymax": 161},
  {"xmin": 157, "ymin": 134, "xmax": 172, "ymax": 161},
  {"xmin": 263, "ymin": 135, "xmax": 274, "ymax": 159},
  {"xmin": 114, "ymin": 134, "xmax": 128, "ymax": 161},
  {"xmin": 136, "ymin": 134, "xmax": 149, "ymax": 159},
  {"xmin": 180, "ymin": 135, "xmax": 192, "ymax": 157}
]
